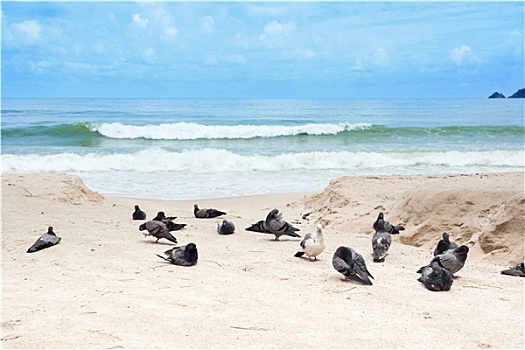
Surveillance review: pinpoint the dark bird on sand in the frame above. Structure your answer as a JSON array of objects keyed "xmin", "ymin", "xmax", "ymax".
[
  {"xmin": 371, "ymin": 228, "xmax": 391, "ymax": 263},
  {"xmin": 152, "ymin": 211, "xmax": 177, "ymax": 221},
  {"xmin": 217, "ymin": 219, "xmax": 235, "ymax": 235},
  {"xmin": 418, "ymin": 245, "xmax": 469, "ymax": 277},
  {"xmin": 194, "ymin": 204, "xmax": 226, "ymax": 219},
  {"xmin": 157, "ymin": 243, "xmax": 198, "ymax": 266},
  {"xmin": 501, "ymin": 262, "xmax": 525, "ymax": 277},
  {"xmin": 332, "ymin": 246, "xmax": 374, "ymax": 285},
  {"xmin": 372, "ymin": 212, "xmax": 405, "ymax": 234},
  {"xmin": 417, "ymin": 260, "xmax": 454, "ymax": 291},
  {"xmin": 264, "ymin": 208, "xmax": 301, "ymax": 241},
  {"xmin": 245, "ymin": 220, "xmax": 267, "ymax": 233},
  {"xmin": 27, "ymin": 226, "xmax": 61, "ymax": 253},
  {"xmin": 139, "ymin": 220, "xmax": 178, "ymax": 244},
  {"xmin": 433, "ymin": 232, "xmax": 458, "ymax": 256},
  {"xmin": 132, "ymin": 205, "xmax": 147, "ymax": 220},
  {"xmin": 152, "ymin": 211, "xmax": 186, "ymax": 231}
]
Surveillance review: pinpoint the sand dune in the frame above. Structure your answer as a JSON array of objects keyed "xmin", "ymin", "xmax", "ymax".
[{"xmin": 1, "ymin": 172, "xmax": 523, "ymax": 349}]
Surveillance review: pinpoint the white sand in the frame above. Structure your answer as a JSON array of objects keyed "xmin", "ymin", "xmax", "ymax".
[{"xmin": 1, "ymin": 172, "xmax": 523, "ymax": 349}]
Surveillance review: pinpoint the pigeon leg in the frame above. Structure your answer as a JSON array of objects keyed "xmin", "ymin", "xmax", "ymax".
[{"xmin": 340, "ymin": 276, "xmax": 349, "ymax": 282}]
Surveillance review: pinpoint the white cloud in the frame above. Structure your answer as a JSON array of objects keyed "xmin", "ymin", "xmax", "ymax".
[
  {"xmin": 372, "ymin": 48, "xmax": 389, "ymax": 67},
  {"xmin": 259, "ymin": 20, "xmax": 296, "ymax": 42},
  {"xmin": 151, "ymin": 6, "xmax": 179, "ymax": 41},
  {"xmin": 449, "ymin": 44, "xmax": 472, "ymax": 65},
  {"xmin": 164, "ymin": 26, "xmax": 178, "ymax": 39},
  {"xmin": 12, "ymin": 20, "xmax": 41, "ymax": 42},
  {"xmin": 132, "ymin": 13, "xmax": 149, "ymax": 28}
]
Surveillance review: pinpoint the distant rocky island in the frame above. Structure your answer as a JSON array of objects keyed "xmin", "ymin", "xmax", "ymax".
[{"xmin": 488, "ymin": 88, "xmax": 525, "ymax": 98}]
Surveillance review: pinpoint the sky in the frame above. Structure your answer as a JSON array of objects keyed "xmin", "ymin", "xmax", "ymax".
[{"xmin": 2, "ymin": 1, "xmax": 524, "ymax": 99}]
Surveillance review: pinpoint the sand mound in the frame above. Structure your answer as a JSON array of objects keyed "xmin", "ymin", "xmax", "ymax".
[
  {"xmin": 301, "ymin": 173, "xmax": 524, "ymax": 265},
  {"xmin": 2, "ymin": 173, "xmax": 104, "ymax": 205}
]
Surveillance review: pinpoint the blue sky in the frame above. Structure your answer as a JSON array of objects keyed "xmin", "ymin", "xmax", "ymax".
[{"xmin": 2, "ymin": 1, "xmax": 524, "ymax": 98}]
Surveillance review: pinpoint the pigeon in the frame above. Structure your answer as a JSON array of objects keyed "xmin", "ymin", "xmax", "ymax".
[
  {"xmin": 372, "ymin": 212, "xmax": 405, "ymax": 234},
  {"xmin": 157, "ymin": 243, "xmax": 198, "ymax": 266},
  {"xmin": 217, "ymin": 219, "xmax": 235, "ymax": 235},
  {"xmin": 501, "ymin": 262, "xmax": 525, "ymax": 277},
  {"xmin": 245, "ymin": 220, "xmax": 267, "ymax": 233},
  {"xmin": 139, "ymin": 220, "xmax": 178, "ymax": 244},
  {"xmin": 152, "ymin": 211, "xmax": 186, "ymax": 231},
  {"xmin": 371, "ymin": 228, "xmax": 391, "ymax": 263},
  {"xmin": 418, "ymin": 245, "xmax": 469, "ymax": 277},
  {"xmin": 417, "ymin": 260, "xmax": 454, "ymax": 291},
  {"xmin": 132, "ymin": 205, "xmax": 147, "ymax": 220},
  {"xmin": 433, "ymin": 232, "xmax": 458, "ymax": 256},
  {"xmin": 332, "ymin": 246, "xmax": 374, "ymax": 285},
  {"xmin": 27, "ymin": 226, "xmax": 61, "ymax": 253},
  {"xmin": 294, "ymin": 224, "xmax": 326, "ymax": 261},
  {"xmin": 194, "ymin": 204, "xmax": 226, "ymax": 219},
  {"xmin": 152, "ymin": 211, "xmax": 177, "ymax": 221},
  {"xmin": 264, "ymin": 209, "xmax": 301, "ymax": 241}
]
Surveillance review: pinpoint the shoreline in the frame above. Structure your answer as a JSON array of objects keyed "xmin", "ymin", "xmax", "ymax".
[{"xmin": 2, "ymin": 171, "xmax": 523, "ymax": 348}]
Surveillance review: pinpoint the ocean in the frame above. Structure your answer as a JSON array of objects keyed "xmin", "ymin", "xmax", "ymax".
[{"xmin": 1, "ymin": 98, "xmax": 523, "ymax": 199}]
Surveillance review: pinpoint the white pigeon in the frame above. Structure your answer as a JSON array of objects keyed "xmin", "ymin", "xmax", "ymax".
[{"xmin": 294, "ymin": 224, "xmax": 326, "ymax": 261}]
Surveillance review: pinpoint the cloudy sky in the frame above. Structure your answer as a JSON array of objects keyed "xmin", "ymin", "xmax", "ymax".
[{"xmin": 2, "ymin": 1, "xmax": 524, "ymax": 98}]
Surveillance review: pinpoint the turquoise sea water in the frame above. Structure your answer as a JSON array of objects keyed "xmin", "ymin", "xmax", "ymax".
[{"xmin": 1, "ymin": 98, "xmax": 523, "ymax": 199}]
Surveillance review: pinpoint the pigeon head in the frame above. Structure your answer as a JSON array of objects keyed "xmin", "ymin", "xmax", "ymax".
[
  {"xmin": 157, "ymin": 211, "xmax": 166, "ymax": 219},
  {"xmin": 268, "ymin": 209, "xmax": 279, "ymax": 219},
  {"xmin": 47, "ymin": 227, "xmax": 54, "ymax": 234},
  {"xmin": 455, "ymin": 245, "xmax": 469, "ymax": 263},
  {"xmin": 135, "ymin": 205, "xmax": 140, "ymax": 210},
  {"xmin": 377, "ymin": 212, "xmax": 384, "ymax": 220},
  {"xmin": 456, "ymin": 245, "xmax": 469, "ymax": 254},
  {"xmin": 185, "ymin": 243, "xmax": 198, "ymax": 263},
  {"xmin": 139, "ymin": 223, "xmax": 146, "ymax": 231}
]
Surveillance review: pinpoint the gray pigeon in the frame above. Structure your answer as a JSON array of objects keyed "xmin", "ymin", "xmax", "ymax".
[
  {"xmin": 194, "ymin": 204, "xmax": 226, "ymax": 219},
  {"xmin": 157, "ymin": 243, "xmax": 198, "ymax": 266},
  {"xmin": 418, "ymin": 245, "xmax": 469, "ymax": 277},
  {"xmin": 417, "ymin": 259, "xmax": 454, "ymax": 291},
  {"xmin": 372, "ymin": 227, "xmax": 391, "ymax": 263},
  {"xmin": 433, "ymin": 232, "xmax": 458, "ymax": 256},
  {"xmin": 152, "ymin": 211, "xmax": 186, "ymax": 231},
  {"xmin": 332, "ymin": 246, "xmax": 374, "ymax": 285},
  {"xmin": 217, "ymin": 219, "xmax": 235, "ymax": 235},
  {"xmin": 27, "ymin": 226, "xmax": 61, "ymax": 253},
  {"xmin": 245, "ymin": 220, "xmax": 267, "ymax": 233},
  {"xmin": 264, "ymin": 208, "xmax": 301, "ymax": 241},
  {"xmin": 132, "ymin": 205, "xmax": 147, "ymax": 220},
  {"xmin": 501, "ymin": 262, "xmax": 525, "ymax": 277},
  {"xmin": 139, "ymin": 220, "xmax": 178, "ymax": 244},
  {"xmin": 152, "ymin": 211, "xmax": 177, "ymax": 221},
  {"xmin": 372, "ymin": 212, "xmax": 405, "ymax": 234}
]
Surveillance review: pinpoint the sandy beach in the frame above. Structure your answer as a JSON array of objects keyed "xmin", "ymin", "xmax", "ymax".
[{"xmin": 1, "ymin": 172, "xmax": 524, "ymax": 349}]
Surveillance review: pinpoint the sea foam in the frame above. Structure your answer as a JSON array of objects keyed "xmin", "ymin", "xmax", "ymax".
[
  {"xmin": 3, "ymin": 149, "xmax": 523, "ymax": 173},
  {"xmin": 91, "ymin": 122, "xmax": 372, "ymax": 140}
]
